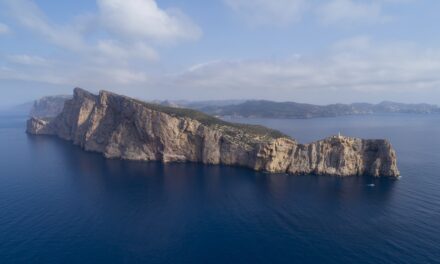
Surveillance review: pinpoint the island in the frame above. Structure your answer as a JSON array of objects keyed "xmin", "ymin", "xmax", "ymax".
[{"xmin": 27, "ymin": 88, "xmax": 400, "ymax": 178}]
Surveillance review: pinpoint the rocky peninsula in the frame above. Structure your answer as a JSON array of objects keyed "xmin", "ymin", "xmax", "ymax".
[{"xmin": 26, "ymin": 88, "xmax": 400, "ymax": 177}]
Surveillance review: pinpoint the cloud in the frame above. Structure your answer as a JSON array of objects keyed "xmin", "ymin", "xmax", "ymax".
[
  {"xmin": 0, "ymin": 58, "xmax": 149, "ymax": 87},
  {"xmin": 3, "ymin": 32, "xmax": 440, "ymax": 104},
  {"xmin": 225, "ymin": 0, "xmax": 411, "ymax": 27},
  {"xmin": 152, "ymin": 37, "xmax": 440, "ymax": 103},
  {"xmin": 316, "ymin": 0, "xmax": 389, "ymax": 25},
  {"xmin": 97, "ymin": 0, "xmax": 201, "ymax": 42},
  {"xmin": 1, "ymin": 0, "xmax": 431, "ymax": 104},
  {"xmin": 3, "ymin": 0, "xmax": 88, "ymax": 52},
  {"xmin": 4, "ymin": 0, "xmax": 201, "ymax": 49},
  {"xmin": 224, "ymin": 0, "xmax": 307, "ymax": 26},
  {"xmin": 1, "ymin": 0, "xmax": 201, "ymax": 87},
  {"xmin": 332, "ymin": 35, "xmax": 372, "ymax": 51},
  {"xmin": 0, "ymin": 23, "xmax": 10, "ymax": 34},
  {"xmin": 95, "ymin": 40, "xmax": 159, "ymax": 62},
  {"xmin": 7, "ymin": 54, "xmax": 51, "ymax": 66}
]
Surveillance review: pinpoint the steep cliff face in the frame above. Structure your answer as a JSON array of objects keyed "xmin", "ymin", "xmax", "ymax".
[{"xmin": 26, "ymin": 88, "xmax": 400, "ymax": 177}]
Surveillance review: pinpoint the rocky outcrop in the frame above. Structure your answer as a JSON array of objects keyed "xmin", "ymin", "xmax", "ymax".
[{"xmin": 26, "ymin": 88, "xmax": 400, "ymax": 178}]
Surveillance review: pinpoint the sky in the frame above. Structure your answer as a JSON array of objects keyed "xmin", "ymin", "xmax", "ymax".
[{"xmin": 1, "ymin": 0, "xmax": 440, "ymax": 106}]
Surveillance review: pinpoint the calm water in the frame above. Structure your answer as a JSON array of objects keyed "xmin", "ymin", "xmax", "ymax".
[{"xmin": 0, "ymin": 114, "xmax": 439, "ymax": 263}]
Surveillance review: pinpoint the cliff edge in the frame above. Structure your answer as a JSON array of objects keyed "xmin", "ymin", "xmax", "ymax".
[{"xmin": 26, "ymin": 88, "xmax": 400, "ymax": 177}]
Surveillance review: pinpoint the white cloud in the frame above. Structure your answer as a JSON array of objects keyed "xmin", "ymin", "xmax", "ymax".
[
  {"xmin": 0, "ymin": 56, "xmax": 150, "ymax": 87},
  {"xmin": 97, "ymin": 0, "xmax": 201, "ymax": 42},
  {"xmin": 224, "ymin": 0, "xmax": 307, "ymax": 26},
  {"xmin": 316, "ymin": 0, "xmax": 389, "ymax": 25},
  {"xmin": 4, "ymin": 0, "xmax": 201, "ymax": 49},
  {"xmin": 224, "ymin": 0, "xmax": 410, "ymax": 27},
  {"xmin": 0, "ymin": 23, "xmax": 10, "ymax": 34},
  {"xmin": 152, "ymin": 38, "xmax": 440, "ymax": 103},
  {"xmin": 3, "ymin": 0, "xmax": 87, "ymax": 52},
  {"xmin": 332, "ymin": 35, "xmax": 372, "ymax": 51},
  {"xmin": 0, "ymin": 0, "xmax": 430, "ymax": 104},
  {"xmin": 67, "ymin": 66, "xmax": 149, "ymax": 86},
  {"xmin": 95, "ymin": 40, "xmax": 159, "ymax": 62},
  {"xmin": 3, "ymin": 36, "xmax": 440, "ymax": 104},
  {"xmin": 1, "ymin": 0, "xmax": 201, "ymax": 87},
  {"xmin": 7, "ymin": 54, "xmax": 51, "ymax": 66},
  {"xmin": 0, "ymin": 65, "xmax": 66, "ymax": 84}
]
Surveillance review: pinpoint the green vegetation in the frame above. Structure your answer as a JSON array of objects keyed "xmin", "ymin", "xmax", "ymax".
[
  {"xmin": 101, "ymin": 89, "xmax": 288, "ymax": 139},
  {"xmin": 134, "ymin": 99, "xmax": 288, "ymax": 139}
]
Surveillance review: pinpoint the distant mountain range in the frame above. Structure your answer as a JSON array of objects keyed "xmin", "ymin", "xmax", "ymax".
[
  {"xmin": 29, "ymin": 95, "xmax": 72, "ymax": 118},
  {"xmin": 11, "ymin": 95, "xmax": 440, "ymax": 119},
  {"xmin": 0, "ymin": 95, "xmax": 72, "ymax": 117},
  {"xmin": 168, "ymin": 100, "xmax": 440, "ymax": 119}
]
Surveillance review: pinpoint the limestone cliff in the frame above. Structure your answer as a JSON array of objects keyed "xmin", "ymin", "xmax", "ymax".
[{"xmin": 26, "ymin": 88, "xmax": 400, "ymax": 177}]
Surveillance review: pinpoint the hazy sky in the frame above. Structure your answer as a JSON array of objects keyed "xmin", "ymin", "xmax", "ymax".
[{"xmin": 1, "ymin": 0, "xmax": 440, "ymax": 106}]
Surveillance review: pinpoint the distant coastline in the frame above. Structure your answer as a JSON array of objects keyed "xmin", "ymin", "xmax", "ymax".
[{"xmin": 25, "ymin": 95, "xmax": 440, "ymax": 120}]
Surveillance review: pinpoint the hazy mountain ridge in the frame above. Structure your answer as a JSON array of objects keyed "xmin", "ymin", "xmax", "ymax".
[
  {"xmin": 24, "ymin": 95, "xmax": 440, "ymax": 120},
  {"xmin": 29, "ymin": 95, "xmax": 72, "ymax": 118},
  {"xmin": 193, "ymin": 100, "xmax": 440, "ymax": 118}
]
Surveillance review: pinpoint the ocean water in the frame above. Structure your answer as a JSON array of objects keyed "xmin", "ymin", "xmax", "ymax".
[{"xmin": 0, "ymin": 114, "xmax": 439, "ymax": 263}]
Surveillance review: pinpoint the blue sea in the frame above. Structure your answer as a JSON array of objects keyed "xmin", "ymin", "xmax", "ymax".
[{"xmin": 0, "ymin": 114, "xmax": 439, "ymax": 263}]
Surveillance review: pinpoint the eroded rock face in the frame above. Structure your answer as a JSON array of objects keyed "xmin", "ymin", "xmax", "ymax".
[{"xmin": 26, "ymin": 88, "xmax": 400, "ymax": 178}]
